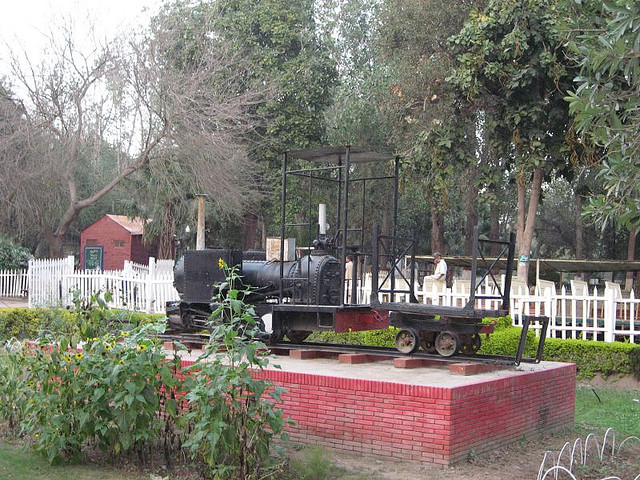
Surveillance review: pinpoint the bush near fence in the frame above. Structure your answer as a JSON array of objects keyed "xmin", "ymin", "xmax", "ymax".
[
  {"xmin": 0, "ymin": 307, "xmax": 164, "ymax": 341},
  {"xmin": 308, "ymin": 317, "xmax": 640, "ymax": 380}
]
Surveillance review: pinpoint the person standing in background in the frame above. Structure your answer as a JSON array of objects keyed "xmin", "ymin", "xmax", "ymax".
[{"xmin": 345, "ymin": 255, "xmax": 353, "ymax": 302}]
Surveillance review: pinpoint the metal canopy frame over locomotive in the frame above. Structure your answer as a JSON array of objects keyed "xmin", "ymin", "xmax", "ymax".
[{"xmin": 167, "ymin": 146, "xmax": 547, "ymax": 359}]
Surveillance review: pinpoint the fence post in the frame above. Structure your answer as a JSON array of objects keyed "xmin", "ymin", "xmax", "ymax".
[
  {"xmin": 27, "ymin": 259, "xmax": 34, "ymax": 308},
  {"xmin": 604, "ymin": 287, "xmax": 615, "ymax": 342},
  {"xmin": 62, "ymin": 255, "xmax": 75, "ymax": 306},
  {"xmin": 146, "ymin": 257, "xmax": 156, "ymax": 313}
]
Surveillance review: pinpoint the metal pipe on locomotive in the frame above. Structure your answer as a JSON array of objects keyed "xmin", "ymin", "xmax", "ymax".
[{"xmin": 167, "ymin": 146, "xmax": 524, "ymax": 358}]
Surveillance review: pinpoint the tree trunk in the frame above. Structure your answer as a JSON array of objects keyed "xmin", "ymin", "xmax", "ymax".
[
  {"xmin": 489, "ymin": 203, "xmax": 500, "ymax": 257},
  {"xmin": 243, "ymin": 213, "xmax": 258, "ymax": 251},
  {"xmin": 516, "ymin": 166, "xmax": 544, "ymax": 283},
  {"xmin": 49, "ymin": 235, "xmax": 65, "ymax": 259},
  {"xmin": 625, "ymin": 227, "xmax": 637, "ymax": 292},
  {"xmin": 464, "ymin": 166, "xmax": 478, "ymax": 256},
  {"xmin": 158, "ymin": 203, "xmax": 176, "ymax": 259},
  {"xmin": 260, "ymin": 216, "xmax": 267, "ymax": 250},
  {"xmin": 430, "ymin": 207, "xmax": 445, "ymax": 254},
  {"xmin": 575, "ymin": 191, "xmax": 585, "ymax": 280}
]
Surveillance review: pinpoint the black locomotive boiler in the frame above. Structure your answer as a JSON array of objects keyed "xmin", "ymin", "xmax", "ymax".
[
  {"xmin": 167, "ymin": 146, "xmax": 529, "ymax": 358},
  {"xmin": 167, "ymin": 246, "xmax": 343, "ymax": 341}
]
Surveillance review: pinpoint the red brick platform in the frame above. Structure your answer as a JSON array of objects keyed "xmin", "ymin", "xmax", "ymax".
[{"xmin": 180, "ymin": 353, "xmax": 576, "ymax": 466}]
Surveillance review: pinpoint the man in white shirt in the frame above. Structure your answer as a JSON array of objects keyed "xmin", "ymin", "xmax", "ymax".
[
  {"xmin": 426, "ymin": 252, "xmax": 447, "ymax": 284},
  {"xmin": 345, "ymin": 255, "xmax": 354, "ymax": 302}
]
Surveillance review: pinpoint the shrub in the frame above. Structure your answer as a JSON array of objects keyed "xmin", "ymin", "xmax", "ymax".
[
  {"xmin": 478, "ymin": 327, "xmax": 538, "ymax": 357},
  {"xmin": 18, "ymin": 321, "xmax": 183, "ymax": 464},
  {"xmin": 0, "ymin": 235, "xmax": 31, "ymax": 270},
  {"xmin": 182, "ymin": 260, "xmax": 289, "ymax": 479},
  {"xmin": 0, "ymin": 308, "xmax": 76, "ymax": 341},
  {"xmin": 0, "ymin": 340, "xmax": 29, "ymax": 434},
  {"xmin": 631, "ymin": 347, "xmax": 640, "ymax": 380},
  {"xmin": 0, "ymin": 305, "xmax": 165, "ymax": 343},
  {"xmin": 542, "ymin": 338, "xmax": 639, "ymax": 379},
  {"xmin": 307, "ymin": 327, "xmax": 397, "ymax": 347}
]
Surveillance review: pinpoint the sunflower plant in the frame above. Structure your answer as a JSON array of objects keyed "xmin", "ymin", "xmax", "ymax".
[
  {"xmin": 18, "ymin": 321, "xmax": 185, "ymax": 465},
  {"xmin": 182, "ymin": 258, "xmax": 290, "ymax": 479}
]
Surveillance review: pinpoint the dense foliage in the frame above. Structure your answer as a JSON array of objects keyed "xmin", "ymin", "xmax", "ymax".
[
  {"xmin": 0, "ymin": 268, "xmax": 289, "ymax": 479},
  {"xmin": 1, "ymin": 0, "xmax": 639, "ymax": 264},
  {"xmin": 0, "ymin": 235, "xmax": 31, "ymax": 270},
  {"xmin": 564, "ymin": 0, "xmax": 640, "ymax": 231}
]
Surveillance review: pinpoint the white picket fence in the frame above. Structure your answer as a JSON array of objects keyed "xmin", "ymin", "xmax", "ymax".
[
  {"xmin": 0, "ymin": 269, "xmax": 29, "ymax": 297},
  {"xmin": 25, "ymin": 256, "xmax": 179, "ymax": 314},
  {"xmin": 2, "ymin": 259, "xmax": 639, "ymax": 343},
  {"xmin": 510, "ymin": 286, "xmax": 640, "ymax": 344},
  {"xmin": 362, "ymin": 277, "xmax": 639, "ymax": 344}
]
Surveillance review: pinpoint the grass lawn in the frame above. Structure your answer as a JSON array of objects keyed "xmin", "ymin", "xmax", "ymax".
[
  {"xmin": 0, "ymin": 441, "xmax": 141, "ymax": 480},
  {"xmin": 574, "ymin": 385, "xmax": 640, "ymax": 438}
]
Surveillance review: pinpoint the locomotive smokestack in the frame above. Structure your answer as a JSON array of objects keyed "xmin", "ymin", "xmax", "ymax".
[
  {"xmin": 319, "ymin": 204, "xmax": 328, "ymax": 235},
  {"xmin": 196, "ymin": 194, "xmax": 208, "ymax": 250}
]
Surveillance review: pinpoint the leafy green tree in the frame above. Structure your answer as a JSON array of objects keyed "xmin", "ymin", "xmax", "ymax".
[
  {"xmin": 564, "ymin": 0, "xmax": 640, "ymax": 231},
  {"xmin": 449, "ymin": 0, "xmax": 577, "ymax": 278},
  {"xmin": 375, "ymin": 0, "xmax": 482, "ymax": 254},
  {"xmin": 148, "ymin": 0, "xmax": 337, "ymax": 250},
  {"xmin": 562, "ymin": 0, "xmax": 639, "ymax": 288},
  {"xmin": 0, "ymin": 235, "xmax": 31, "ymax": 270}
]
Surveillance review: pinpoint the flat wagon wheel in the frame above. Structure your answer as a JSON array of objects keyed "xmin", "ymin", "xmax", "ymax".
[
  {"xmin": 434, "ymin": 331, "xmax": 461, "ymax": 357},
  {"xmin": 286, "ymin": 330, "xmax": 311, "ymax": 343},
  {"xmin": 460, "ymin": 333, "xmax": 482, "ymax": 355},
  {"xmin": 419, "ymin": 331, "xmax": 437, "ymax": 354},
  {"xmin": 395, "ymin": 328, "xmax": 420, "ymax": 354}
]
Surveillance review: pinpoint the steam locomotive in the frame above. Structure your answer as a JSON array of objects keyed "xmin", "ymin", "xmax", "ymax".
[
  {"xmin": 166, "ymin": 246, "xmax": 343, "ymax": 344},
  {"xmin": 166, "ymin": 146, "xmax": 523, "ymax": 357}
]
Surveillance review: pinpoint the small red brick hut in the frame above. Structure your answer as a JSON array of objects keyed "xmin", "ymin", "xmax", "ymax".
[{"xmin": 80, "ymin": 215, "xmax": 152, "ymax": 270}]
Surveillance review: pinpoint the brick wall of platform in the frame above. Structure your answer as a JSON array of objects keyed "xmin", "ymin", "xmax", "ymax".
[
  {"xmin": 180, "ymin": 360, "xmax": 576, "ymax": 465},
  {"xmin": 253, "ymin": 364, "xmax": 576, "ymax": 465}
]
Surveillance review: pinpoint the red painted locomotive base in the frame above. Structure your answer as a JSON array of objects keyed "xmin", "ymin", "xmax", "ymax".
[{"xmin": 180, "ymin": 356, "xmax": 576, "ymax": 466}]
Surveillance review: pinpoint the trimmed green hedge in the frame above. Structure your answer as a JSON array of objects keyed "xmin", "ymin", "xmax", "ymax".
[
  {"xmin": 542, "ymin": 338, "xmax": 639, "ymax": 379},
  {"xmin": 0, "ymin": 308, "xmax": 76, "ymax": 340},
  {"xmin": 0, "ymin": 307, "xmax": 164, "ymax": 341}
]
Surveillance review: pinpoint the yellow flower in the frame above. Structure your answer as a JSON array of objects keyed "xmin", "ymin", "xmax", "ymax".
[
  {"xmin": 75, "ymin": 352, "xmax": 83, "ymax": 360},
  {"xmin": 120, "ymin": 331, "xmax": 129, "ymax": 338},
  {"xmin": 105, "ymin": 344, "xmax": 112, "ymax": 351},
  {"xmin": 218, "ymin": 258, "xmax": 226, "ymax": 269},
  {"xmin": 136, "ymin": 344, "xmax": 147, "ymax": 352},
  {"xmin": 64, "ymin": 355, "xmax": 72, "ymax": 363},
  {"xmin": 118, "ymin": 359, "xmax": 125, "ymax": 365}
]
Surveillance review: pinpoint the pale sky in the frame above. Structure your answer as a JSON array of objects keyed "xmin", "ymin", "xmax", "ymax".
[{"xmin": 0, "ymin": 0, "xmax": 162, "ymax": 75}]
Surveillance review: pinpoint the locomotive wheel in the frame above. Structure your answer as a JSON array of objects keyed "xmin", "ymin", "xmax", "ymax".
[
  {"xmin": 434, "ymin": 331, "xmax": 461, "ymax": 357},
  {"xmin": 419, "ymin": 331, "xmax": 437, "ymax": 354},
  {"xmin": 286, "ymin": 330, "xmax": 311, "ymax": 343},
  {"xmin": 269, "ymin": 331, "xmax": 284, "ymax": 344},
  {"xmin": 460, "ymin": 333, "xmax": 482, "ymax": 355},
  {"xmin": 395, "ymin": 328, "xmax": 419, "ymax": 354}
]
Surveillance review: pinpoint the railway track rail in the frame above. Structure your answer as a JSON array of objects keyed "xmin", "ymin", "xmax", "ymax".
[{"xmin": 159, "ymin": 332, "xmax": 543, "ymax": 367}]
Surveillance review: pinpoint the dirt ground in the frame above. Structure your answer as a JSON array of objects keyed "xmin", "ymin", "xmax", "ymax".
[{"xmin": 327, "ymin": 429, "xmax": 640, "ymax": 480}]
